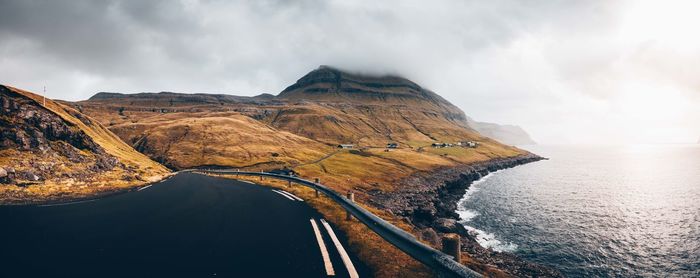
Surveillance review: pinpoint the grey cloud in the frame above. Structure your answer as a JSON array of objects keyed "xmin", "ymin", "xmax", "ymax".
[{"xmin": 0, "ymin": 0, "xmax": 698, "ymax": 143}]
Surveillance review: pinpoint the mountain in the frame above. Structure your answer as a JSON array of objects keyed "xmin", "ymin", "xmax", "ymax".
[
  {"xmin": 273, "ymin": 66, "xmax": 476, "ymax": 144},
  {"xmin": 72, "ymin": 66, "xmax": 519, "ymax": 170},
  {"xmin": 279, "ymin": 66, "xmax": 466, "ymax": 118},
  {"xmin": 468, "ymin": 120, "xmax": 536, "ymax": 145},
  {"xmin": 0, "ymin": 85, "xmax": 169, "ymax": 204}
]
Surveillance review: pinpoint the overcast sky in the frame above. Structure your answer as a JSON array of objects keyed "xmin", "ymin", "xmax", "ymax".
[{"xmin": 1, "ymin": 0, "xmax": 699, "ymax": 144}]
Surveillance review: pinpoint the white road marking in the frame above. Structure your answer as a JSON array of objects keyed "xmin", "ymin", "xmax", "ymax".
[
  {"xmin": 274, "ymin": 190, "xmax": 304, "ymax": 202},
  {"xmin": 310, "ymin": 219, "xmax": 335, "ymax": 276},
  {"xmin": 137, "ymin": 184, "xmax": 153, "ymax": 191},
  {"xmin": 239, "ymin": 180, "xmax": 255, "ymax": 185},
  {"xmin": 38, "ymin": 199, "xmax": 96, "ymax": 207},
  {"xmin": 320, "ymin": 219, "xmax": 359, "ymax": 278},
  {"xmin": 272, "ymin": 190, "xmax": 295, "ymax": 201}
]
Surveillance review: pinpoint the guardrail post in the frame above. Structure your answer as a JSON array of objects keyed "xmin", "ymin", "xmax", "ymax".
[
  {"xmin": 346, "ymin": 191, "xmax": 354, "ymax": 221},
  {"xmin": 314, "ymin": 178, "xmax": 320, "ymax": 197},
  {"xmin": 441, "ymin": 234, "xmax": 461, "ymax": 263},
  {"xmin": 260, "ymin": 170, "xmax": 263, "ymax": 181}
]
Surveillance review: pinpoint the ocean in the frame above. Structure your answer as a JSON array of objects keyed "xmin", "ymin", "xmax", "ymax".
[{"xmin": 456, "ymin": 144, "xmax": 700, "ymax": 277}]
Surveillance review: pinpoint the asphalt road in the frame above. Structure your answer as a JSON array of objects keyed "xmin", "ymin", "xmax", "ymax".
[{"xmin": 0, "ymin": 172, "xmax": 370, "ymax": 277}]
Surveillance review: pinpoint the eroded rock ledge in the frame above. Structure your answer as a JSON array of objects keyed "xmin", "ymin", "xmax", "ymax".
[{"xmin": 369, "ymin": 154, "xmax": 564, "ymax": 277}]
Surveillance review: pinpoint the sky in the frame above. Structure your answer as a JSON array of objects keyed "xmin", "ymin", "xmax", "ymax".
[{"xmin": 1, "ymin": 0, "xmax": 699, "ymax": 144}]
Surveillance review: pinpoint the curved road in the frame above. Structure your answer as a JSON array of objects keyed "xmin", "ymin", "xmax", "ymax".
[{"xmin": 0, "ymin": 172, "xmax": 370, "ymax": 277}]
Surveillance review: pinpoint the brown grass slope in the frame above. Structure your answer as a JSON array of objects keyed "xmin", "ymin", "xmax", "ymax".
[
  {"xmin": 0, "ymin": 85, "xmax": 169, "ymax": 204},
  {"xmin": 107, "ymin": 111, "xmax": 332, "ymax": 169}
]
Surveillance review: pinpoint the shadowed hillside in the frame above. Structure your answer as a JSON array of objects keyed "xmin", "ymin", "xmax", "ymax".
[{"xmin": 0, "ymin": 85, "xmax": 169, "ymax": 204}]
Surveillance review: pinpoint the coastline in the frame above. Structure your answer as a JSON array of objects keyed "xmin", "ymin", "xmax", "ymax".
[{"xmin": 370, "ymin": 154, "xmax": 563, "ymax": 277}]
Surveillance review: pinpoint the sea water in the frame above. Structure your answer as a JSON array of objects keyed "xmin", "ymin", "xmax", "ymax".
[{"xmin": 456, "ymin": 144, "xmax": 700, "ymax": 277}]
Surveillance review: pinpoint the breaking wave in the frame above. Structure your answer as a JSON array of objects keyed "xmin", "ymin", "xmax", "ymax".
[{"xmin": 456, "ymin": 170, "xmax": 518, "ymax": 253}]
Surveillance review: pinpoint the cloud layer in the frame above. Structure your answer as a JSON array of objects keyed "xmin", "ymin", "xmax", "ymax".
[{"xmin": 1, "ymin": 0, "xmax": 698, "ymax": 143}]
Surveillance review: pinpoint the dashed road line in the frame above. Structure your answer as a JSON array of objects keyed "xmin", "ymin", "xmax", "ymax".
[
  {"xmin": 272, "ymin": 190, "xmax": 295, "ymax": 201},
  {"xmin": 137, "ymin": 184, "xmax": 153, "ymax": 191},
  {"xmin": 320, "ymin": 219, "xmax": 359, "ymax": 278},
  {"xmin": 310, "ymin": 219, "xmax": 335, "ymax": 276},
  {"xmin": 274, "ymin": 190, "xmax": 304, "ymax": 202}
]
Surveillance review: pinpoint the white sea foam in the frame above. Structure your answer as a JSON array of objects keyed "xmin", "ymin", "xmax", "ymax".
[
  {"xmin": 456, "ymin": 170, "xmax": 497, "ymax": 212},
  {"xmin": 456, "ymin": 169, "xmax": 518, "ymax": 252},
  {"xmin": 463, "ymin": 225, "xmax": 518, "ymax": 253},
  {"xmin": 457, "ymin": 209, "xmax": 480, "ymax": 222}
]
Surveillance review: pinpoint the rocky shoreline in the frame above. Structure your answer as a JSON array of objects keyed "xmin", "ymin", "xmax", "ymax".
[{"xmin": 369, "ymin": 154, "xmax": 564, "ymax": 277}]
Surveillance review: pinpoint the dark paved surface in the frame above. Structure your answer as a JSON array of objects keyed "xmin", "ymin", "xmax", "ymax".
[{"xmin": 0, "ymin": 172, "xmax": 370, "ymax": 277}]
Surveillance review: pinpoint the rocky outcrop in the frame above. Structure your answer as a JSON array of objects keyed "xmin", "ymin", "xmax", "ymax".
[
  {"xmin": 369, "ymin": 155, "xmax": 563, "ymax": 277},
  {"xmin": 0, "ymin": 85, "xmax": 168, "ymax": 198},
  {"xmin": 1, "ymin": 88, "xmax": 103, "ymax": 153},
  {"xmin": 0, "ymin": 86, "xmax": 119, "ymax": 184}
]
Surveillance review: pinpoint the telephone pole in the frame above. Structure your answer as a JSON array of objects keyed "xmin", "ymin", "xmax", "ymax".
[{"xmin": 43, "ymin": 85, "xmax": 46, "ymax": 106}]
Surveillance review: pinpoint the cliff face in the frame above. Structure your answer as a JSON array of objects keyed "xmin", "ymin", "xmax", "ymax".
[
  {"xmin": 468, "ymin": 120, "xmax": 537, "ymax": 145},
  {"xmin": 0, "ymin": 85, "xmax": 169, "ymax": 204}
]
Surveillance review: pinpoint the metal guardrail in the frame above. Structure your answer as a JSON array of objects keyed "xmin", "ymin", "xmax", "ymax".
[{"xmin": 195, "ymin": 169, "xmax": 482, "ymax": 278}]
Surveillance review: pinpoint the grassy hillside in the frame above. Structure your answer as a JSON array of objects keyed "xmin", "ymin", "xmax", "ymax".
[
  {"xmin": 107, "ymin": 111, "xmax": 332, "ymax": 169},
  {"xmin": 0, "ymin": 85, "xmax": 170, "ymax": 204}
]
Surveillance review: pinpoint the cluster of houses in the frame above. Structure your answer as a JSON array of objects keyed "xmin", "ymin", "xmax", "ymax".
[
  {"xmin": 432, "ymin": 141, "xmax": 479, "ymax": 148},
  {"xmin": 337, "ymin": 143, "xmax": 399, "ymax": 149},
  {"xmin": 336, "ymin": 141, "xmax": 478, "ymax": 150}
]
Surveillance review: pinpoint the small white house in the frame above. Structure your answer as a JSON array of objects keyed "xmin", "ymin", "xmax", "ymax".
[{"xmin": 457, "ymin": 141, "xmax": 478, "ymax": 148}]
